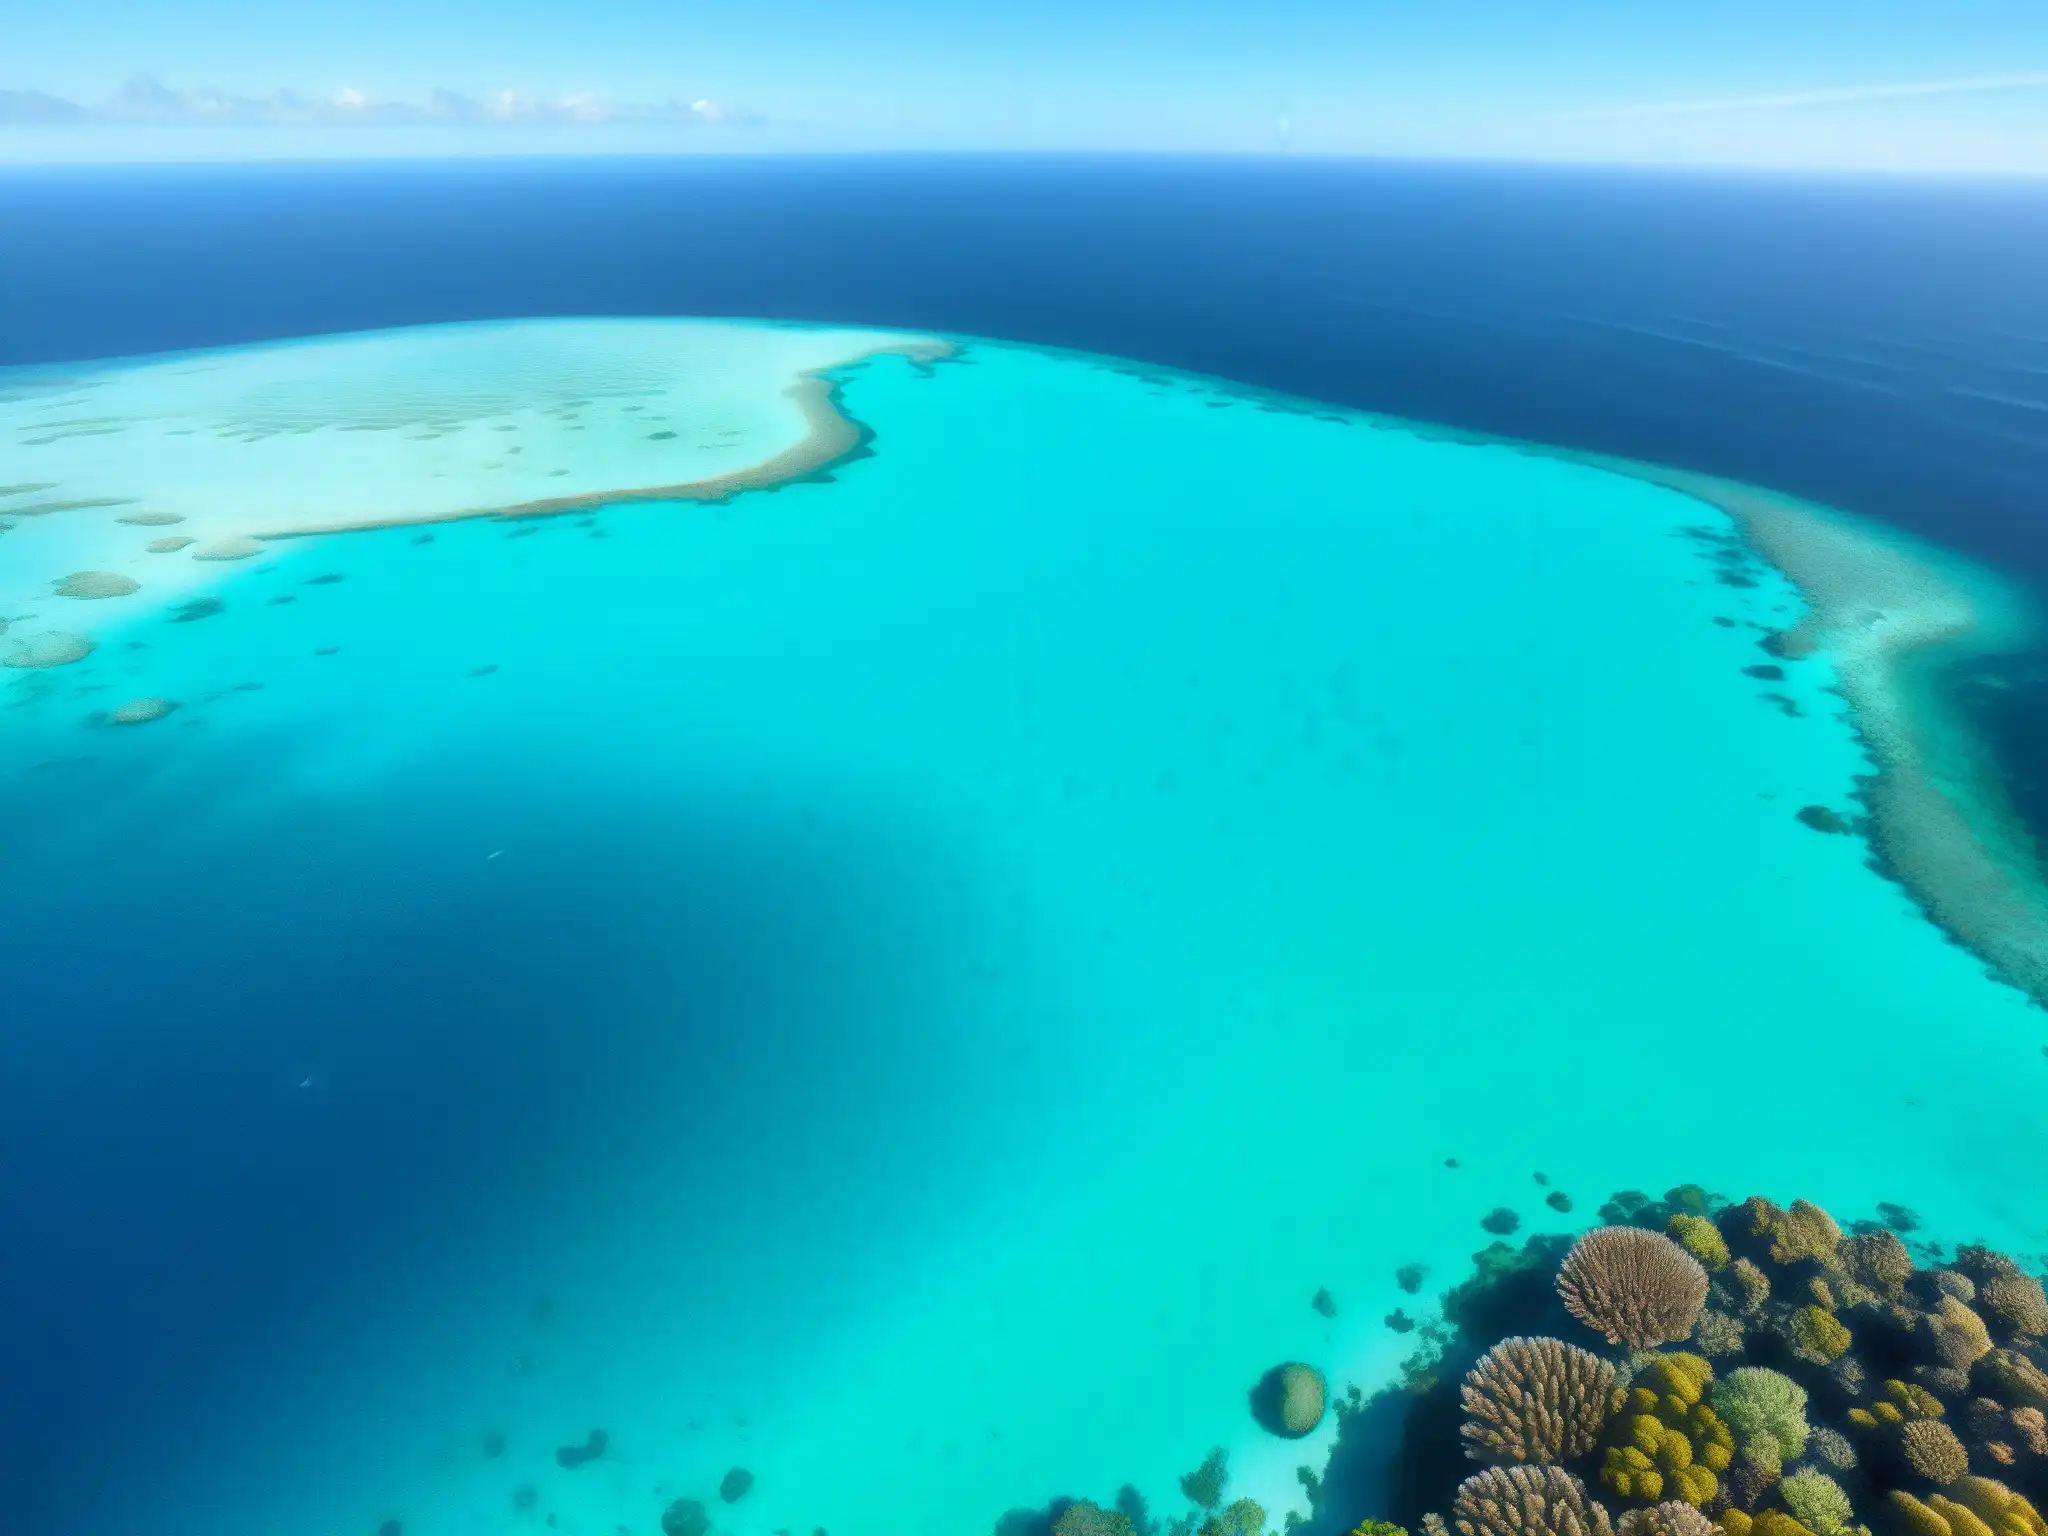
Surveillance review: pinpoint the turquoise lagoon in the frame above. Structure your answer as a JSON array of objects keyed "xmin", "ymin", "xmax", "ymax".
[{"xmin": 2, "ymin": 320, "xmax": 2044, "ymax": 1536}]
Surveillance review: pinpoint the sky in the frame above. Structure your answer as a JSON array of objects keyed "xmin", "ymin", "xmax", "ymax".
[{"xmin": 3, "ymin": 0, "xmax": 2048, "ymax": 169}]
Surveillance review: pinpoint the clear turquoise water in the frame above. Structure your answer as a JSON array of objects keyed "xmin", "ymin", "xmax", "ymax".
[{"xmin": 3, "ymin": 325, "xmax": 2044, "ymax": 1536}]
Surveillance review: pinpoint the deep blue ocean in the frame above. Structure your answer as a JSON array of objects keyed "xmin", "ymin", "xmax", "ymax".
[{"xmin": 3, "ymin": 157, "xmax": 2047, "ymax": 1535}]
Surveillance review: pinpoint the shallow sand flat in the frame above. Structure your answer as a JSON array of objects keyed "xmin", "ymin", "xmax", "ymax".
[{"xmin": 4, "ymin": 332, "xmax": 2043, "ymax": 1536}]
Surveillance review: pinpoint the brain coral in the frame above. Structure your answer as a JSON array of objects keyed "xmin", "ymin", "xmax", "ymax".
[
  {"xmin": 1930, "ymin": 1296, "xmax": 1995, "ymax": 1369},
  {"xmin": 1451, "ymin": 1466, "xmax": 1615, "ymax": 1536},
  {"xmin": 1779, "ymin": 1468, "xmax": 1853, "ymax": 1536},
  {"xmin": 1981, "ymin": 1274, "xmax": 2048, "ymax": 1340},
  {"xmin": 1615, "ymin": 1503, "xmax": 1716, "ymax": 1536},
  {"xmin": 1902, "ymin": 1419, "xmax": 1971, "ymax": 1485},
  {"xmin": 1462, "ymin": 1337, "xmax": 1619, "ymax": 1465},
  {"xmin": 1559, "ymin": 1228, "xmax": 1709, "ymax": 1350},
  {"xmin": 1709, "ymin": 1368, "xmax": 1810, "ymax": 1463},
  {"xmin": 1600, "ymin": 1354, "xmax": 1732, "ymax": 1507}
]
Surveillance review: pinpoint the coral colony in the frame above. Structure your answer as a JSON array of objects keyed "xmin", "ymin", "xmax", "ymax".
[{"xmin": 1050, "ymin": 1195, "xmax": 2046, "ymax": 1536}]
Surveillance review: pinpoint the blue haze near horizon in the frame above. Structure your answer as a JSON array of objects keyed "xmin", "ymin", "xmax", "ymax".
[
  {"xmin": 4, "ymin": 160, "xmax": 2048, "ymax": 1536},
  {"xmin": 5, "ymin": 157, "xmax": 2047, "ymax": 809}
]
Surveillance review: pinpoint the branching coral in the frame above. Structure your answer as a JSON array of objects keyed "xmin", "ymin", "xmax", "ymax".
[
  {"xmin": 1850, "ymin": 1378, "xmax": 1944, "ymax": 1431},
  {"xmin": 1559, "ymin": 1229, "xmax": 1709, "ymax": 1350},
  {"xmin": 1894, "ymin": 1486, "xmax": 2045, "ymax": 1536},
  {"xmin": 1977, "ymin": 1349, "xmax": 2048, "ymax": 1410},
  {"xmin": 1615, "ymin": 1503, "xmax": 1716, "ymax": 1536},
  {"xmin": 1981, "ymin": 1275, "xmax": 2048, "ymax": 1340},
  {"xmin": 1451, "ymin": 1466, "xmax": 1615, "ymax": 1536},
  {"xmin": 2012, "ymin": 1405, "xmax": 2048, "ymax": 1455},
  {"xmin": 1788, "ymin": 1306, "xmax": 1852, "ymax": 1365},
  {"xmin": 1947, "ymin": 1477, "xmax": 2047, "ymax": 1536},
  {"xmin": 1884, "ymin": 1499, "xmax": 1966, "ymax": 1536},
  {"xmin": 1461, "ymin": 1337, "xmax": 1619, "ymax": 1465},
  {"xmin": 1668, "ymin": 1216, "xmax": 1729, "ymax": 1273},
  {"xmin": 1695, "ymin": 1312, "xmax": 1745, "ymax": 1359},
  {"xmin": 1731, "ymin": 1199, "xmax": 1841, "ymax": 1268},
  {"xmin": 1901, "ymin": 1419, "xmax": 1970, "ymax": 1485},
  {"xmin": 1726, "ymin": 1261, "xmax": 1772, "ymax": 1316},
  {"xmin": 1600, "ymin": 1354, "xmax": 1732, "ymax": 1507},
  {"xmin": 1779, "ymin": 1467, "xmax": 1853, "ymax": 1536},
  {"xmin": 1930, "ymin": 1296, "xmax": 1995, "ymax": 1370},
  {"xmin": 1808, "ymin": 1427, "xmax": 1857, "ymax": 1471},
  {"xmin": 1710, "ymin": 1368, "xmax": 1810, "ymax": 1463},
  {"xmin": 1202, "ymin": 1499, "xmax": 1267, "ymax": 1536},
  {"xmin": 1841, "ymin": 1231, "xmax": 1915, "ymax": 1298},
  {"xmin": 1750, "ymin": 1510, "xmax": 1821, "ymax": 1536}
]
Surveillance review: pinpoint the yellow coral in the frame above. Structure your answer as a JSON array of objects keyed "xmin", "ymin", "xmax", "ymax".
[
  {"xmin": 1751, "ymin": 1512, "xmax": 1818, "ymax": 1536},
  {"xmin": 1788, "ymin": 1305, "xmax": 1851, "ymax": 1364},
  {"xmin": 1601, "ymin": 1356, "xmax": 1729, "ymax": 1506},
  {"xmin": 1883, "ymin": 1380, "xmax": 1945, "ymax": 1419},
  {"xmin": 1723, "ymin": 1514, "xmax": 1753, "ymax": 1536},
  {"xmin": 1891, "ymin": 1494, "xmax": 1954, "ymax": 1536},
  {"xmin": 1670, "ymin": 1215, "xmax": 1730, "ymax": 1272},
  {"xmin": 1946, "ymin": 1479, "xmax": 2047, "ymax": 1536},
  {"xmin": 1928, "ymin": 1497, "xmax": 1997, "ymax": 1536}
]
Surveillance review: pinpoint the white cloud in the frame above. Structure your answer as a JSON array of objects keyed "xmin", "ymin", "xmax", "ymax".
[
  {"xmin": 0, "ymin": 74, "xmax": 750, "ymax": 128},
  {"xmin": 1563, "ymin": 72, "xmax": 2048, "ymax": 121}
]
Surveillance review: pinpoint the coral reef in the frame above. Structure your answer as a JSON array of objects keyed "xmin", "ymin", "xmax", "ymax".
[
  {"xmin": 1931, "ymin": 1298, "xmax": 1995, "ymax": 1369},
  {"xmin": 720, "ymin": 1466, "xmax": 754, "ymax": 1503},
  {"xmin": 1202, "ymin": 1499, "xmax": 1267, "ymax": 1536},
  {"xmin": 1982, "ymin": 1278, "xmax": 2048, "ymax": 1342},
  {"xmin": 1559, "ymin": 1229, "xmax": 1710, "ymax": 1350},
  {"xmin": 1200, "ymin": 1191, "xmax": 2048, "ymax": 1536},
  {"xmin": 193, "ymin": 536, "xmax": 263, "ymax": 560},
  {"xmin": 1616, "ymin": 1503, "xmax": 1717, "ymax": 1536},
  {"xmin": 1054, "ymin": 1501, "xmax": 1138, "ymax": 1536},
  {"xmin": 1670, "ymin": 1217, "xmax": 1730, "ymax": 1273},
  {"xmin": 55, "ymin": 570, "xmax": 140, "ymax": 598},
  {"xmin": 1781, "ymin": 1468, "xmax": 1854, "ymax": 1536},
  {"xmin": 1182, "ymin": 1448, "xmax": 1229, "ymax": 1509},
  {"xmin": 1901, "ymin": 1420, "xmax": 1971, "ymax": 1485},
  {"xmin": 1788, "ymin": 1306, "xmax": 1853, "ymax": 1365},
  {"xmin": 661, "ymin": 1500, "xmax": 710, "ymax": 1536},
  {"xmin": 1462, "ymin": 1338, "xmax": 1619, "ymax": 1465},
  {"xmin": 107, "ymin": 697, "xmax": 177, "ymax": 725},
  {"xmin": 1711, "ymin": 1368, "xmax": 1810, "ymax": 1463},
  {"xmin": 1452, "ymin": 1466, "xmax": 1614, "ymax": 1536},
  {"xmin": 1252, "ymin": 1363, "xmax": 1327, "ymax": 1437}
]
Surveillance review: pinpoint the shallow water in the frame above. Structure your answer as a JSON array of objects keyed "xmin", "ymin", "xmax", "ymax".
[{"xmin": 3, "ymin": 323, "xmax": 2045, "ymax": 1536}]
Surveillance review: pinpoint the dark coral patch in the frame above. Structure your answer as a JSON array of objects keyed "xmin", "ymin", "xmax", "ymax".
[
  {"xmin": 554, "ymin": 1429, "xmax": 607, "ymax": 1469},
  {"xmin": 1482, "ymin": 1208, "xmax": 1522, "ymax": 1236},
  {"xmin": 1797, "ymin": 805, "xmax": 1853, "ymax": 835}
]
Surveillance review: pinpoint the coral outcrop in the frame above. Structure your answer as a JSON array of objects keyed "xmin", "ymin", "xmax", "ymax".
[
  {"xmin": 1451, "ymin": 1466, "xmax": 1614, "ymax": 1536},
  {"xmin": 1462, "ymin": 1338, "xmax": 1619, "ymax": 1465},
  {"xmin": 1559, "ymin": 1229, "xmax": 1710, "ymax": 1350}
]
